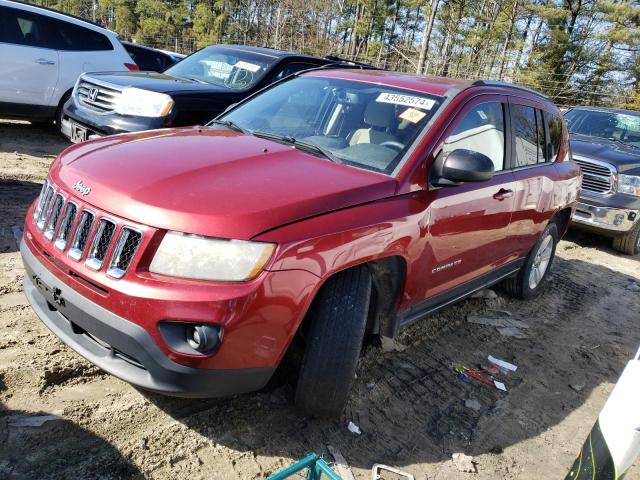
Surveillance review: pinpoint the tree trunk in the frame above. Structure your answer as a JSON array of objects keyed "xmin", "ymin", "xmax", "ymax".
[{"xmin": 416, "ymin": 0, "xmax": 439, "ymax": 74}]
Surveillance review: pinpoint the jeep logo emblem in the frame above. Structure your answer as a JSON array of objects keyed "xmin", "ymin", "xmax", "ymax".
[
  {"xmin": 88, "ymin": 87, "xmax": 99, "ymax": 102},
  {"xmin": 72, "ymin": 180, "xmax": 91, "ymax": 196}
]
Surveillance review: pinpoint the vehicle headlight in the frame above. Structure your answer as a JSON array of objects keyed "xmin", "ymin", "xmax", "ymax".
[
  {"xmin": 618, "ymin": 174, "xmax": 640, "ymax": 197},
  {"xmin": 149, "ymin": 231, "xmax": 275, "ymax": 282},
  {"xmin": 115, "ymin": 88, "xmax": 174, "ymax": 117}
]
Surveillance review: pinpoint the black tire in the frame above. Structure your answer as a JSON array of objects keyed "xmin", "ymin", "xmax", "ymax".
[
  {"xmin": 294, "ymin": 265, "xmax": 372, "ymax": 418},
  {"xmin": 503, "ymin": 222, "xmax": 558, "ymax": 300},
  {"xmin": 612, "ymin": 221, "xmax": 640, "ymax": 255},
  {"xmin": 55, "ymin": 90, "xmax": 72, "ymax": 136}
]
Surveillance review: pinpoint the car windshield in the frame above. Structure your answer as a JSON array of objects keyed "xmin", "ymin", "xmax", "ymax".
[
  {"xmin": 565, "ymin": 109, "xmax": 640, "ymax": 148},
  {"xmin": 165, "ymin": 46, "xmax": 275, "ymax": 90},
  {"xmin": 218, "ymin": 76, "xmax": 442, "ymax": 174}
]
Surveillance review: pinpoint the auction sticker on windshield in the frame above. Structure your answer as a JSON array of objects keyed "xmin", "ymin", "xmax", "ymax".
[
  {"xmin": 235, "ymin": 61, "xmax": 261, "ymax": 72},
  {"xmin": 376, "ymin": 93, "xmax": 436, "ymax": 110}
]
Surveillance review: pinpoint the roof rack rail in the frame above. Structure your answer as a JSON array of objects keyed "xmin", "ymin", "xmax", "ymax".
[
  {"xmin": 324, "ymin": 55, "xmax": 382, "ymax": 70},
  {"xmin": 6, "ymin": 0, "xmax": 107, "ymax": 30},
  {"xmin": 472, "ymin": 80, "xmax": 547, "ymax": 99}
]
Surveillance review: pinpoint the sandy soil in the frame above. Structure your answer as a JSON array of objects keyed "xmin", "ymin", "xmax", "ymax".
[{"xmin": 1, "ymin": 120, "xmax": 639, "ymax": 480}]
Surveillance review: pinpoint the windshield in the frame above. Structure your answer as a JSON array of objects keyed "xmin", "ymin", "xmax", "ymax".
[
  {"xmin": 165, "ymin": 46, "xmax": 275, "ymax": 90},
  {"xmin": 219, "ymin": 76, "xmax": 442, "ymax": 174},
  {"xmin": 565, "ymin": 109, "xmax": 640, "ymax": 148}
]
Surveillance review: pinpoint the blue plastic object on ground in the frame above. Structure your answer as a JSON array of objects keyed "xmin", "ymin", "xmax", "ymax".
[{"xmin": 268, "ymin": 453, "xmax": 343, "ymax": 480}]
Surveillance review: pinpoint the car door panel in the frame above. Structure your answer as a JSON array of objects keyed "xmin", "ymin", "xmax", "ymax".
[{"xmin": 408, "ymin": 95, "xmax": 519, "ymax": 304}]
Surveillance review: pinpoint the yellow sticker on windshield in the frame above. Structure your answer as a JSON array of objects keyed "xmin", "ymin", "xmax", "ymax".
[
  {"xmin": 376, "ymin": 92, "xmax": 435, "ymax": 110},
  {"xmin": 400, "ymin": 107, "xmax": 427, "ymax": 124}
]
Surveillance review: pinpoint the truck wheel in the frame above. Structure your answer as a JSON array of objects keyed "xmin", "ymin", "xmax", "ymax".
[
  {"xmin": 503, "ymin": 223, "xmax": 558, "ymax": 300},
  {"xmin": 612, "ymin": 221, "xmax": 640, "ymax": 255},
  {"xmin": 294, "ymin": 265, "xmax": 371, "ymax": 418}
]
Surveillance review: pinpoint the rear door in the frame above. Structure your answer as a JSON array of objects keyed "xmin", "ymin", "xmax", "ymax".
[
  {"xmin": 506, "ymin": 98, "xmax": 559, "ymax": 256},
  {"xmin": 0, "ymin": 5, "xmax": 59, "ymax": 108},
  {"xmin": 421, "ymin": 95, "xmax": 519, "ymax": 300}
]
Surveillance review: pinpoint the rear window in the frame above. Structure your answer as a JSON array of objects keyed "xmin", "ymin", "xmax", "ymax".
[
  {"xmin": 512, "ymin": 104, "xmax": 545, "ymax": 167},
  {"xmin": 48, "ymin": 18, "xmax": 113, "ymax": 51},
  {"xmin": 545, "ymin": 112, "xmax": 563, "ymax": 162}
]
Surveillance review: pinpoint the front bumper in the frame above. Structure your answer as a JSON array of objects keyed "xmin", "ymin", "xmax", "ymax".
[
  {"xmin": 21, "ymin": 239, "xmax": 274, "ymax": 398},
  {"xmin": 571, "ymin": 201, "xmax": 640, "ymax": 235},
  {"xmin": 62, "ymin": 99, "xmax": 169, "ymax": 138}
]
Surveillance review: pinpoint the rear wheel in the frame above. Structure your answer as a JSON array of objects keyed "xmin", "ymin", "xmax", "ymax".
[
  {"xmin": 503, "ymin": 223, "xmax": 558, "ymax": 299},
  {"xmin": 612, "ymin": 221, "xmax": 640, "ymax": 255},
  {"xmin": 294, "ymin": 265, "xmax": 371, "ymax": 418}
]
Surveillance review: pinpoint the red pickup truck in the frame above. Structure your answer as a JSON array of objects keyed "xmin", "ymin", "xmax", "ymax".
[{"xmin": 21, "ymin": 69, "xmax": 580, "ymax": 417}]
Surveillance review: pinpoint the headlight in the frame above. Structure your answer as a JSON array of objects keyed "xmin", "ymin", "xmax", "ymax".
[
  {"xmin": 618, "ymin": 174, "xmax": 640, "ymax": 197},
  {"xmin": 115, "ymin": 88, "xmax": 174, "ymax": 117},
  {"xmin": 149, "ymin": 231, "xmax": 275, "ymax": 282}
]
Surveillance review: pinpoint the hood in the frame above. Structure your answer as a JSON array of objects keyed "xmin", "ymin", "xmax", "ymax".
[
  {"xmin": 87, "ymin": 71, "xmax": 232, "ymax": 95},
  {"xmin": 50, "ymin": 128, "xmax": 396, "ymax": 240},
  {"xmin": 570, "ymin": 133, "xmax": 640, "ymax": 173}
]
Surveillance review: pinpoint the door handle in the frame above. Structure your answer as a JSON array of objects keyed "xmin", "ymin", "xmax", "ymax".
[
  {"xmin": 36, "ymin": 58, "xmax": 55, "ymax": 65},
  {"xmin": 493, "ymin": 188, "xmax": 514, "ymax": 201}
]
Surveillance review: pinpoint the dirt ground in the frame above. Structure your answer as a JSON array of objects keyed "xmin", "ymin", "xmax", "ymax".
[{"xmin": 1, "ymin": 119, "xmax": 639, "ymax": 480}]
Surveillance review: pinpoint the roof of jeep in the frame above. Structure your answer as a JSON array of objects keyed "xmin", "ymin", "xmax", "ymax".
[{"xmin": 303, "ymin": 69, "xmax": 550, "ymax": 101}]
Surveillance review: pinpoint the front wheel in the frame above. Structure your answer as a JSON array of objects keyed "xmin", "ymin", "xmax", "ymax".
[
  {"xmin": 612, "ymin": 221, "xmax": 640, "ymax": 255},
  {"xmin": 503, "ymin": 223, "xmax": 558, "ymax": 299},
  {"xmin": 294, "ymin": 265, "xmax": 372, "ymax": 418}
]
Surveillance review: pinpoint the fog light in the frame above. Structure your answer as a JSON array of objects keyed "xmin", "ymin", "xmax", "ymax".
[{"xmin": 186, "ymin": 325, "xmax": 220, "ymax": 353}]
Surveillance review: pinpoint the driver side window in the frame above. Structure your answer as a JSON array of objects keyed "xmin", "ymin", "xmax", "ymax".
[{"xmin": 443, "ymin": 102, "xmax": 505, "ymax": 171}]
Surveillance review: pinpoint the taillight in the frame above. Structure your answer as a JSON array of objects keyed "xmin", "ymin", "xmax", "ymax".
[{"xmin": 125, "ymin": 63, "xmax": 139, "ymax": 71}]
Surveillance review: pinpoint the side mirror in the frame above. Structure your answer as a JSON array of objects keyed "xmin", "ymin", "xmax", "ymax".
[{"xmin": 432, "ymin": 149, "xmax": 495, "ymax": 186}]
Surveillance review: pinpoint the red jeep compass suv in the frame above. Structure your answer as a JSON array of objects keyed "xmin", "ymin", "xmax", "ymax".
[{"xmin": 21, "ymin": 69, "xmax": 580, "ymax": 417}]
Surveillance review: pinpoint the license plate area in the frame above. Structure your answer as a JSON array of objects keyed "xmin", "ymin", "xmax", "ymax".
[{"xmin": 70, "ymin": 121, "xmax": 87, "ymax": 143}]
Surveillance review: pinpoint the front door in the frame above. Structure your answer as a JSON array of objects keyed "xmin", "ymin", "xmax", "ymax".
[{"xmin": 418, "ymin": 97, "xmax": 520, "ymax": 302}]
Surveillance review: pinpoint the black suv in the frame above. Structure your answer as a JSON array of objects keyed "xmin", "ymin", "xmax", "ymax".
[
  {"xmin": 60, "ymin": 44, "xmax": 358, "ymax": 142},
  {"xmin": 567, "ymin": 107, "xmax": 640, "ymax": 254}
]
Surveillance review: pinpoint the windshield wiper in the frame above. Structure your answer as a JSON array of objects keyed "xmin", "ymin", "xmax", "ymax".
[
  {"xmin": 209, "ymin": 119, "xmax": 250, "ymax": 134},
  {"xmin": 252, "ymin": 131, "xmax": 341, "ymax": 163}
]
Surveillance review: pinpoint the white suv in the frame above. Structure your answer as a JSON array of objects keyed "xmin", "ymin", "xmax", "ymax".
[{"xmin": 0, "ymin": 0, "xmax": 136, "ymax": 127}]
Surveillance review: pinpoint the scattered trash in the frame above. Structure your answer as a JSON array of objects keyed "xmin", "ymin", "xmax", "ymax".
[
  {"xmin": 11, "ymin": 225, "xmax": 22, "ymax": 249},
  {"xmin": 465, "ymin": 399, "xmax": 482, "ymax": 411},
  {"xmin": 347, "ymin": 421, "xmax": 361, "ymax": 435},
  {"xmin": 327, "ymin": 445, "xmax": 355, "ymax": 480},
  {"xmin": 8, "ymin": 414, "xmax": 62, "ymax": 428},
  {"xmin": 371, "ymin": 464, "xmax": 414, "ymax": 479},
  {"xmin": 366, "ymin": 382, "xmax": 376, "ymax": 390},
  {"xmin": 488, "ymin": 355, "xmax": 518, "ymax": 373},
  {"xmin": 493, "ymin": 381, "xmax": 507, "ymax": 392},
  {"xmin": 467, "ymin": 311, "xmax": 529, "ymax": 329},
  {"xmin": 496, "ymin": 326, "xmax": 529, "ymax": 339},
  {"xmin": 569, "ymin": 380, "xmax": 586, "ymax": 393},
  {"xmin": 453, "ymin": 363, "xmax": 506, "ymax": 391},
  {"xmin": 380, "ymin": 336, "xmax": 407, "ymax": 353},
  {"xmin": 452, "ymin": 453, "xmax": 477, "ymax": 473},
  {"xmin": 471, "ymin": 289, "xmax": 498, "ymax": 300},
  {"xmin": 627, "ymin": 282, "xmax": 640, "ymax": 292}
]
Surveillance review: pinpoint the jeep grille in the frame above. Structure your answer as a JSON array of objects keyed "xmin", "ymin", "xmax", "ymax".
[
  {"xmin": 573, "ymin": 156, "xmax": 616, "ymax": 195},
  {"xmin": 32, "ymin": 182, "xmax": 144, "ymax": 279}
]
